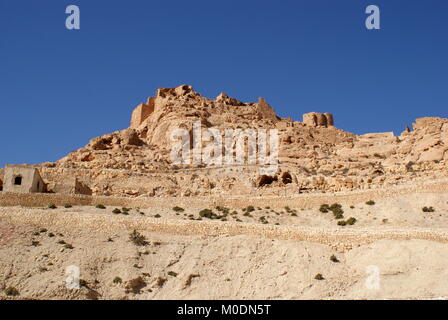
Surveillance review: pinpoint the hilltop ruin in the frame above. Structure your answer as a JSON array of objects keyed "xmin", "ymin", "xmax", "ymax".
[{"xmin": 0, "ymin": 85, "xmax": 447, "ymax": 197}]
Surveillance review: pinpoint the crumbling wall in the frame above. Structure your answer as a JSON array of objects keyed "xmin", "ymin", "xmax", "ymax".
[
  {"xmin": 130, "ymin": 97, "xmax": 155, "ymax": 128},
  {"xmin": 303, "ymin": 112, "xmax": 334, "ymax": 128},
  {"xmin": 256, "ymin": 98, "xmax": 278, "ymax": 121},
  {"xmin": 52, "ymin": 178, "xmax": 92, "ymax": 195}
]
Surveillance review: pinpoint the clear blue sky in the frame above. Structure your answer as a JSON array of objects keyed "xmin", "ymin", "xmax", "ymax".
[{"xmin": 0, "ymin": 0, "xmax": 447, "ymax": 167}]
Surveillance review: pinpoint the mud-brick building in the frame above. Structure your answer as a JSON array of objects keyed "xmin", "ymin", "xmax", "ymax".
[{"xmin": 3, "ymin": 165, "xmax": 46, "ymax": 193}]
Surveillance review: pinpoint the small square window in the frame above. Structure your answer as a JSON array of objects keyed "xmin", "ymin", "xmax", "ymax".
[{"xmin": 14, "ymin": 176, "xmax": 22, "ymax": 185}]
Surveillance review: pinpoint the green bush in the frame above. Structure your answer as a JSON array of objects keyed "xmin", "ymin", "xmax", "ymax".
[
  {"xmin": 79, "ymin": 279, "xmax": 88, "ymax": 288},
  {"xmin": 314, "ymin": 273, "xmax": 324, "ymax": 280},
  {"xmin": 48, "ymin": 203, "xmax": 57, "ymax": 209},
  {"xmin": 346, "ymin": 217, "xmax": 357, "ymax": 225},
  {"xmin": 319, "ymin": 204, "xmax": 330, "ymax": 213},
  {"xmin": 4, "ymin": 286, "xmax": 19, "ymax": 296},
  {"xmin": 199, "ymin": 209, "xmax": 214, "ymax": 219},
  {"xmin": 168, "ymin": 271, "xmax": 178, "ymax": 277},
  {"xmin": 244, "ymin": 206, "xmax": 255, "ymax": 213},
  {"xmin": 366, "ymin": 200, "xmax": 375, "ymax": 206},
  {"xmin": 337, "ymin": 220, "xmax": 347, "ymax": 226},
  {"xmin": 112, "ymin": 208, "xmax": 121, "ymax": 214},
  {"xmin": 156, "ymin": 277, "xmax": 167, "ymax": 287},
  {"xmin": 334, "ymin": 213, "xmax": 344, "ymax": 220},
  {"xmin": 96, "ymin": 204, "xmax": 106, "ymax": 209},
  {"xmin": 113, "ymin": 277, "xmax": 122, "ymax": 284},
  {"xmin": 172, "ymin": 206, "xmax": 185, "ymax": 212},
  {"xmin": 330, "ymin": 255, "xmax": 339, "ymax": 263},
  {"xmin": 129, "ymin": 230, "xmax": 148, "ymax": 246}
]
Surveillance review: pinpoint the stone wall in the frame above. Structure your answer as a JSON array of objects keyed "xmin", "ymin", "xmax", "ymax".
[
  {"xmin": 303, "ymin": 112, "xmax": 334, "ymax": 127},
  {"xmin": 1, "ymin": 178, "xmax": 447, "ymax": 209},
  {"xmin": 130, "ymin": 97, "xmax": 155, "ymax": 128}
]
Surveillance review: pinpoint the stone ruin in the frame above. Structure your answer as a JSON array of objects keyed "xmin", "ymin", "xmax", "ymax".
[
  {"xmin": 2, "ymin": 165, "xmax": 46, "ymax": 194},
  {"xmin": 302, "ymin": 112, "xmax": 334, "ymax": 127}
]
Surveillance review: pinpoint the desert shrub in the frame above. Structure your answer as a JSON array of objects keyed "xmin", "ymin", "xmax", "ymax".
[
  {"xmin": 337, "ymin": 220, "xmax": 347, "ymax": 226},
  {"xmin": 334, "ymin": 213, "xmax": 344, "ymax": 220},
  {"xmin": 112, "ymin": 208, "xmax": 121, "ymax": 214},
  {"xmin": 129, "ymin": 230, "xmax": 148, "ymax": 246},
  {"xmin": 156, "ymin": 277, "xmax": 167, "ymax": 288},
  {"xmin": 154, "ymin": 214, "xmax": 161, "ymax": 218},
  {"xmin": 31, "ymin": 241, "xmax": 40, "ymax": 247},
  {"xmin": 96, "ymin": 204, "xmax": 106, "ymax": 209},
  {"xmin": 64, "ymin": 204, "xmax": 72, "ymax": 208},
  {"xmin": 172, "ymin": 206, "xmax": 185, "ymax": 212},
  {"xmin": 314, "ymin": 274, "xmax": 324, "ymax": 280},
  {"xmin": 422, "ymin": 206, "xmax": 435, "ymax": 213},
  {"xmin": 366, "ymin": 200, "xmax": 375, "ymax": 206},
  {"xmin": 40, "ymin": 228, "xmax": 47, "ymax": 233},
  {"xmin": 346, "ymin": 217, "xmax": 357, "ymax": 225},
  {"xmin": 48, "ymin": 233, "xmax": 55, "ymax": 237},
  {"xmin": 244, "ymin": 206, "xmax": 255, "ymax": 213},
  {"xmin": 319, "ymin": 204, "xmax": 330, "ymax": 213},
  {"xmin": 199, "ymin": 209, "xmax": 215, "ymax": 219},
  {"xmin": 113, "ymin": 277, "xmax": 122, "ymax": 284},
  {"xmin": 329, "ymin": 203, "xmax": 342, "ymax": 211},
  {"xmin": 122, "ymin": 207, "xmax": 130, "ymax": 212},
  {"xmin": 350, "ymin": 205, "xmax": 355, "ymax": 209},
  {"xmin": 4, "ymin": 286, "xmax": 19, "ymax": 296},
  {"xmin": 330, "ymin": 255, "xmax": 340, "ymax": 263},
  {"xmin": 48, "ymin": 203, "xmax": 57, "ymax": 209},
  {"xmin": 184, "ymin": 274, "xmax": 200, "ymax": 288},
  {"xmin": 79, "ymin": 279, "xmax": 88, "ymax": 288}
]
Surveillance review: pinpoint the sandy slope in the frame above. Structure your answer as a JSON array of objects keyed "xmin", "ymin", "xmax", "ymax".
[{"xmin": 1, "ymin": 192, "xmax": 448, "ymax": 300}]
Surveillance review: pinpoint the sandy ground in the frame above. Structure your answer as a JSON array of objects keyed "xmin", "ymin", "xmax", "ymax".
[{"xmin": 1, "ymin": 192, "xmax": 448, "ymax": 300}]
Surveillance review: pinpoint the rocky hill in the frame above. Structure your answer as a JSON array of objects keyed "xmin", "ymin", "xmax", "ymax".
[{"xmin": 30, "ymin": 85, "xmax": 448, "ymax": 197}]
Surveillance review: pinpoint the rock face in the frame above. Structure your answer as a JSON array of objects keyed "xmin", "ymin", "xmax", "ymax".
[{"xmin": 2, "ymin": 85, "xmax": 447, "ymax": 198}]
